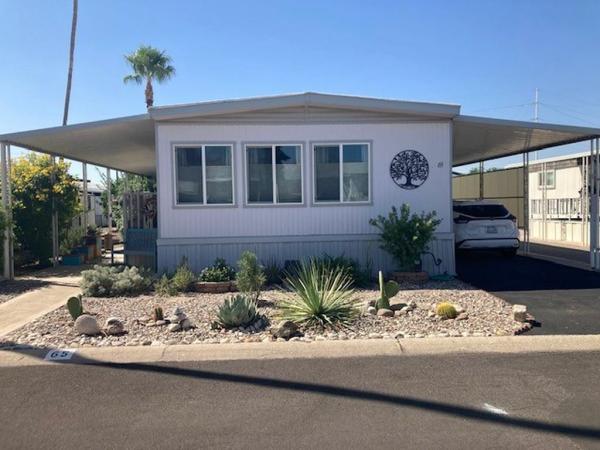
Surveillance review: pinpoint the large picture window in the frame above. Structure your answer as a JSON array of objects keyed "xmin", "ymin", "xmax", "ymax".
[
  {"xmin": 246, "ymin": 144, "xmax": 303, "ymax": 204},
  {"xmin": 314, "ymin": 143, "xmax": 370, "ymax": 203},
  {"xmin": 174, "ymin": 144, "xmax": 233, "ymax": 205}
]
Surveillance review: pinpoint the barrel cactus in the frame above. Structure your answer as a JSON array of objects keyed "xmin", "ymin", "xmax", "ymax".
[
  {"xmin": 435, "ymin": 302, "xmax": 458, "ymax": 319},
  {"xmin": 67, "ymin": 295, "xmax": 84, "ymax": 320},
  {"xmin": 152, "ymin": 306, "xmax": 164, "ymax": 321},
  {"xmin": 376, "ymin": 271, "xmax": 400, "ymax": 310},
  {"xmin": 216, "ymin": 294, "xmax": 259, "ymax": 329}
]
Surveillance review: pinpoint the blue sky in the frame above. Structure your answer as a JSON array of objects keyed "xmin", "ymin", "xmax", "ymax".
[{"xmin": 1, "ymin": 0, "xmax": 599, "ymax": 180}]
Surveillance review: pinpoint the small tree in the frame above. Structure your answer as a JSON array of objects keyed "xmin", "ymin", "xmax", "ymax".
[
  {"xmin": 369, "ymin": 204, "xmax": 441, "ymax": 272},
  {"xmin": 236, "ymin": 251, "xmax": 265, "ymax": 301},
  {"xmin": 11, "ymin": 154, "xmax": 80, "ymax": 266}
]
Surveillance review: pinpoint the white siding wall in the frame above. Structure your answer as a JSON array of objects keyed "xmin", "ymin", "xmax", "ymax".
[
  {"xmin": 155, "ymin": 121, "xmax": 454, "ymax": 274},
  {"xmin": 157, "ymin": 122, "xmax": 452, "ymax": 238}
]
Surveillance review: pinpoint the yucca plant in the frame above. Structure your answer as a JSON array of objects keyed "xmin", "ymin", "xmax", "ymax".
[
  {"xmin": 279, "ymin": 260, "xmax": 360, "ymax": 328},
  {"xmin": 216, "ymin": 294, "xmax": 260, "ymax": 329}
]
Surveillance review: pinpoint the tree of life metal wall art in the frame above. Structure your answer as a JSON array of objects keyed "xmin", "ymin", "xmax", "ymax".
[{"xmin": 390, "ymin": 150, "xmax": 429, "ymax": 190}]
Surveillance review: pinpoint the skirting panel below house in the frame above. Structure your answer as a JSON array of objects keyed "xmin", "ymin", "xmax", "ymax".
[{"xmin": 156, "ymin": 233, "xmax": 455, "ymax": 276}]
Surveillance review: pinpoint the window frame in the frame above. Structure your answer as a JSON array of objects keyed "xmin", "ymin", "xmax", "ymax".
[
  {"xmin": 537, "ymin": 169, "xmax": 556, "ymax": 190},
  {"xmin": 311, "ymin": 141, "xmax": 372, "ymax": 205},
  {"xmin": 243, "ymin": 142, "xmax": 305, "ymax": 207},
  {"xmin": 172, "ymin": 142, "xmax": 236, "ymax": 208}
]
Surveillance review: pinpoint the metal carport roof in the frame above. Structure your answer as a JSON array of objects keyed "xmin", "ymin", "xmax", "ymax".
[{"xmin": 1, "ymin": 93, "xmax": 599, "ymax": 174}]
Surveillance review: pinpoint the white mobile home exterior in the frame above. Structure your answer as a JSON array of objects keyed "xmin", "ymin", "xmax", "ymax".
[{"xmin": 155, "ymin": 115, "xmax": 455, "ymax": 275}]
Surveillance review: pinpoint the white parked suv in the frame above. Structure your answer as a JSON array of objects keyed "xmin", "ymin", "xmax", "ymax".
[{"xmin": 453, "ymin": 200, "xmax": 519, "ymax": 256}]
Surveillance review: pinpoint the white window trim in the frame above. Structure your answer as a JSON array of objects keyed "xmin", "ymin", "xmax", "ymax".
[
  {"xmin": 172, "ymin": 143, "xmax": 235, "ymax": 207},
  {"xmin": 537, "ymin": 169, "xmax": 556, "ymax": 190},
  {"xmin": 244, "ymin": 143, "xmax": 305, "ymax": 206},
  {"xmin": 312, "ymin": 142, "xmax": 372, "ymax": 205}
]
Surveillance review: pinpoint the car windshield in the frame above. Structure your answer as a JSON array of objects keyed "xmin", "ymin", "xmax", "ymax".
[{"xmin": 454, "ymin": 204, "xmax": 510, "ymax": 218}]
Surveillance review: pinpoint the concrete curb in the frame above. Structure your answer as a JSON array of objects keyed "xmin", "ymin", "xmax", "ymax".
[{"xmin": 1, "ymin": 334, "xmax": 600, "ymax": 367}]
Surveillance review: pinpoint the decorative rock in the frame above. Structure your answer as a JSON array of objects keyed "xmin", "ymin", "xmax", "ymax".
[
  {"xmin": 167, "ymin": 323, "xmax": 182, "ymax": 332},
  {"xmin": 367, "ymin": 306, "xmax": 377, "ymax": 315},
  {"xmin": 270, "ymin": 320, "xmax": 299, "ymax": 340},
  {"xmin": 394, "ymin": 309, "xmax": 407, "ymax": 317},
  {"xmin": 454, "ymin": 305, "xmax": 465, "ymax": 314},
  {"xmin": 368, "ymin": 333, "xmax": 383, "ymax": 339},
  {"xmin": 74, "ymin": 315, "xmax": 101, "ymax": 336},
  {"xmin": 103, "ymin": 317, "xmax": 125, "ymax": 335},
  {"xmin": 390, "ymin": 303, "xmax": 407, "ymax": 311},
  {"xmin": 513, "ymin": 304, "xmax": 527, "ymax": 322},
  {"xmin": 377, "ymin": 308, "xmax": 394, "ymax": 318},
  {"xmin": 155, "ymin": 320, "xmax": 167, "ymax": 326},
  {"xmin": 180, "ymin": 318, "xmax": 193, "ymax": 330},
  {"xmin": 456, "ymin": 312, "xmax": 469, "ymax": 321}
]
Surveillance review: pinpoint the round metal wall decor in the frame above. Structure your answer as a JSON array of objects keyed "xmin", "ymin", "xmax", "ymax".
[{"xmin": 390, "ymin": 150, "xmax": 429, "ymax": 190}]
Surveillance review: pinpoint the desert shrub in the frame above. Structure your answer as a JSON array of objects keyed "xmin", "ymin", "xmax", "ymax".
[
  {"xmin": 369, "ymin": 204, "xmax": 441, "ymax": 272},
  {"xmin": 262, "ymin": 259, "xmax": 283, "ymax": 285},
  {"xmin": 216, "ymin": 294, "xmax": 259, "ymax": 329},
  {"xmin": 155, "ymin": 274, "xmax": 177, "ymax": 297},
  {"xmin": 81, "ymin": 265, "xmax": 153, "ymax": 297},
  {"xmin": 280, "ymin": 260, "xmax": 360, "ymax": 327},
  {"xmin": 236, "ymin": 251, "xmax": 265, "ymax": 301},
  {"xmin": 199, "ymin": 258, "xmax": 235, "ymax": 282},
  {"xmin": 312, "ymin": 254, "xmax": 372, "ymax": 288},
  {"xmin": 59, "ymin": 226, "xmax": 85, "ymax": 256},
  {"xmin": 171, "ymin": 258, "xmax": 196, "ymax": 292},
  {"xmin": 435, "ymin": 302, "xmax": 457, "ymax": 319}
]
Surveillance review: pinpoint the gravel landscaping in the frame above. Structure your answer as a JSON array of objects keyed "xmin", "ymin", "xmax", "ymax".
[{"xmin": 0, "ymin": 278, "xmax": 530, "ymax": 349}]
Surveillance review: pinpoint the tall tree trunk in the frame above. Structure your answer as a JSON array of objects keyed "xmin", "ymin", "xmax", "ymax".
[
  {"xmin": 62, "ymin": 0, "xmax": 78, "ymax": 126},
  {"xmin": 145, "ymin": 79, "xmax": 154, "ymax": 108}
]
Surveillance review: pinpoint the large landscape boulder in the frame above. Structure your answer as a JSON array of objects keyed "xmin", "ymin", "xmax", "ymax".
[
  {"xmin": 74, "ymin": 314, "xmax": 101, "ymax": 336},
  {"xmin": 103, "ymin": 317, "xmax": 125, "ymax": 335}
]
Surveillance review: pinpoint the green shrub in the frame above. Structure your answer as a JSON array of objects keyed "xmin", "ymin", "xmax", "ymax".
[
  {"xmin": 375, "ymin": 270, "xmax": 400, "ymax": 310},
  {"xmin": 280, "ymin": 260, "xmax": 360, "ymax": 327},
  {"xmin": 199, "ymin": 258, "xmax": 235, "ymax": 282},
  {"xmin": 436, "ymin": 302, "xmax": 458, "ymax": 319},
  {"xmin": 369, "ymin": 204, "xmax": 441, "ymax": 272},
  {"xmin": 155, "ymin": 274, "xmax": 177, "ymax": 297},
  {"xmin": 66, "ymin": 295, "xmax": 84, "ymax": 320},
  {"xmin": 262, "ymin": 259, "xmax": 283, "ymax": 285},
  {"xmin": 312, "ymin": 254, "xmax": 372, "ymax": 288},
  {"xmin": 236, "ymin": 251, "xmax": 265, "ymax": 301},
  {"xmin": 216, "ymin": 294, "xmax": 260, "ymax": 329},
  {"xmin": 171, "ymin": 258, "xmax": 196, "ymax": 292},
  {"xmin": 81, "ymin": 265, "xmax": 153, "ymax": 297}
]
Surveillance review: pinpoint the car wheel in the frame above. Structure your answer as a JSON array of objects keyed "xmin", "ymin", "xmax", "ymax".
[{"xmin": 502, "ymin": 248, "xmax": 518, "ymax": 258}]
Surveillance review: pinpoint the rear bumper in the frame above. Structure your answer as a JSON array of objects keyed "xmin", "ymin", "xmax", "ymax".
[{"xmin": 456, "ymin": 238, "xmax": 520, "ymax": 250}]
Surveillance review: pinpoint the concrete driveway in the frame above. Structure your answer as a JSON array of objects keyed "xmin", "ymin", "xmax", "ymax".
[{"xmin": 456, "ymin": 252, "xmax": 600, "ymax": 335}]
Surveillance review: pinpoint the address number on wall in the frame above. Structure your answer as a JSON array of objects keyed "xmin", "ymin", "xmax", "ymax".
[{"xmin": 44, "ymin": 349, "xmax": 76, "ymax": 361}]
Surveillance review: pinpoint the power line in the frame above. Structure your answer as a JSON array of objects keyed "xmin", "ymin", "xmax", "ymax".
[
  {"xmin": 468, "ymin": 103, "xmax": 532, "ymax": 113},
  {"xmin": 540, "ymin": 102, "xmax": 598, "ymax": 126}
]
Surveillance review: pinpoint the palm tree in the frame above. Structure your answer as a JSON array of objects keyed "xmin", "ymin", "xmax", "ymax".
[
  {"xmin": 62, "ymin": 0, "xmax": 78, "ymax": 126},
  {"xmin": 123, "ymin": 45, "xmax": 175, "ymax": 108}
]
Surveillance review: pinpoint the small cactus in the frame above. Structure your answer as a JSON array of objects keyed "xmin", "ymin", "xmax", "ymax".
[
  {"xmin": 376, "ymin": 271, "xmax": 400, "ymax": 310},
  {"xmin": 436, "ymin": 302, "xmax": 457, "ymax": 319},
  {"xmin": 67, "ymin": 295, "xmax": 84, "ymax": 320},
  {"xmin": 152, "ymin": 306, "xmax": 164, "ymax": 321}
]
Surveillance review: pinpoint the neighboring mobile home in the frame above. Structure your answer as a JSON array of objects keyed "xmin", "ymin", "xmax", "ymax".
[{"xmin": 2, "ymin": 92, "xmax": 599, "ymax": 275}]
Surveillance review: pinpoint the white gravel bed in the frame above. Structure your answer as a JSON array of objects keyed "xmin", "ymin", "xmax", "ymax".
[{"xmin": 0, "ymin": 279, "xmax": 527, "ymax": 349}]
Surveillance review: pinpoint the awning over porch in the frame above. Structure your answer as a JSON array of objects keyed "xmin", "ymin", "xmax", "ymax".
[{"xmin": 0, "ymin": 114, "xmax": 155, "ymax": 175}]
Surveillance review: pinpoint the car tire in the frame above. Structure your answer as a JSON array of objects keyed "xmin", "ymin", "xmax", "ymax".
[{"xmin": 502, "ymin": 248, "xmax": 518, "ymax": 258}]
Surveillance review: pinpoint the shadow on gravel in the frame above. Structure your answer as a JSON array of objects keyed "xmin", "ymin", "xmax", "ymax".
[{"xmin": 3, "ymin": 345, "xmax": 600, "ymax": 441}]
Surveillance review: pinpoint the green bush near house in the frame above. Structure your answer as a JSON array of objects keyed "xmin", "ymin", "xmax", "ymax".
[
  {"xmin": 312, "ymin": 254, "xmax": 373, "ymax": 288},
  {"xmin": 199, "ymin": 258, "xmax": 236, "ymax": 282},
  {"xmin": 279, "ymin": 260, "xmax": 360, "ymax": 328},
  {"xmin": 81, "ymin": 265, "xmax": 153, "ymax": 297},
  {"xmin": 262, "ymin": 258, "xmax": 283, "ymax": 285},
  {"xmin": 171, "ymin": 258, "xmax": 196, "ymax": 292},
  {"xmin": 155, "ymin": 274, "xmax": 177, "ymax": 297},
  {"xmin": 369, "ymin": 204, "xmax": 441, "ymax": 272},
  {"xmin": 236, "ymin": 251, "xmax": 265, "ymax": 301},
  {"xmin": 216, "ymin": 294, "xmax": 259, "ymax": 329}
]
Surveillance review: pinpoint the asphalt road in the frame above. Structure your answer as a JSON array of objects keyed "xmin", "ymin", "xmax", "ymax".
[
  {"xmin": 456, "ymin": 252, "xmax": 600, "ymax": 335},
  {"xmin": 1, "ymin": 352, "xmax": 600, "ymax": 449}
]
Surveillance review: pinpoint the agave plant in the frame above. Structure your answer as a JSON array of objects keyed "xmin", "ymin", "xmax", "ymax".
[
  {"xmin": 279, "ymin": 260, "xmax": 360, "ymax": 328},
  {"xmin": 216, "ymin": 294, "xmax": 260, "ymax": 329}
]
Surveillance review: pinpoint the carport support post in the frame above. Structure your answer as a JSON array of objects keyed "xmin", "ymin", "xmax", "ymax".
[
  {"xmin": 106, "ymin": 168, "xmax": 112, "ymax": 260},
  {"xmin": 478, "ymin": 161, "xmax": 484, "ymax": 200},
  {"xmin": 522, "ymin": 152, "xmax": 529, "ymax": 254},
  {"xmin": 590, "ymin": 138, "xmax": 600, "ymax": 270},
  {"xmin": 51, "ymin": 156, "xmax": 59, "ymax": 267},
  {"xmin": 1, "ymin": 143, "xmax": 13, "ymax": 280},
  {"xmin": 82, "ymin": 162, "xmax": 88, "ymax": 231}
]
